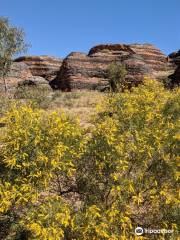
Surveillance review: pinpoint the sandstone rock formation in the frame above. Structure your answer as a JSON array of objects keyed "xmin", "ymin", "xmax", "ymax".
[
  {"xmin": 18, "ymin": 76, "xmax": 52, "ymax": 90},
  {"xmin": 0, "ymin": 44, "xmax": 177, "ymax": 93},
  {"xmin": 50, "ymin": 52, "xmax": 110, "ymax": 91},
  {"xmin": 0, "ymin": 62, "xmax": 32, "ymax": 92},
  {"xmin": 168, "ymin": 50, "xmax": 180, "ymax": 86},
  {"xmin": 14, "ymin": 55, "xmax": 63, "ymax": 81},
  {"xmin": 52, "ymin": 43, "xmax": 174, "ymax": 91},
  {"xmin": 0, "ymin": 56, "xmax": 62, "ymax": 92}
]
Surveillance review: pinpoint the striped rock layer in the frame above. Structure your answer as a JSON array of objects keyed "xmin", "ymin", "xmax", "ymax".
[
  {"xmin": 1, "ymin": 44, "xmax": 177, "ymax": 92},
  {"xmin": 14, "ymin": 55, "xmax": 63, "ymax": 81},
  {"xmin": 51, "ymin": 43, "xmax": 174, "ymax": 91},
  {"xmin": 0, "ymin": 55, "xmax": 63, "ymax": 92}
]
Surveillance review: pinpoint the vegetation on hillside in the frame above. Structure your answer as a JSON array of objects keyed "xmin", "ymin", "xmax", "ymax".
[{"xmin": 0, "ymin": 79, "xmax": 179, "ymax": 239}]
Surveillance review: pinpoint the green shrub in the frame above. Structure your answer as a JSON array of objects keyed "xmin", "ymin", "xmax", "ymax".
[{"xmin": 107, "ymin": 62, "xmax": 128, "ymax": 92}]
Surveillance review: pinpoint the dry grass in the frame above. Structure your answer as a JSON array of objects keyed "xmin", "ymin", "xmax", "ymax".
[
  {"xmin": 0, "ymin": 89, "xmax": 105, "ymax": 127},
  {"xmin": 49, "ymin": 91, "xmax": 104, "ymax": 127}
]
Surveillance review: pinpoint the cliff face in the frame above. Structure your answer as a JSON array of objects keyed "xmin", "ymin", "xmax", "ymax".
[
  {"xmin": 51, "ymin": 43, "xmax": 174, "ymax": 91},
  {"xmin": 14, "ymin": 55, "xmax": 63, "ymax": 81},
  {"xmin": 168, "ymin": 50, "xmax": 180, "ymax": 86}
]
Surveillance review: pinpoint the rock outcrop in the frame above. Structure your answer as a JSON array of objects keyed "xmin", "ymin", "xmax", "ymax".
[
  {"xmin": 0, "ymin": 56, "xmax": 62, "ymax": 92},
  {"xmin": 52, "ymin": 43, "xmax": 174, "ymax": 91},
  {"xmin": 0, "ymin": 44, "xmax": 178, "ymax": 93},
  {"xmin": 14, "ymin": 55, "xmax": 63, "ymax": 81},
  {"xmin": 0, "ymin": 62, "xmax": 32, "ymax": 92},
  {"xmin": 168, "ymin": 50, "xmax": 180, "ymax": 86},
  {"xmin": 50, "ymin": 52, "xmax": 110, "ymax": 91},
  {"xmin": 18, "ymin": 76, "xmax": 52, "ymax": 90}
]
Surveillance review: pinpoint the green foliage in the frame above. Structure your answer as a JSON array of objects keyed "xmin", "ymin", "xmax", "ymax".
[
  {"xmin": 0, "ymin": 17, "xmax": 29, "ymax": 92},
  {"xmin": 107, "ymin": 62, "xmax": 128, "ymax": 92},
  {"xmin": 0, "ymin": 79, "xmax": 179, "ymax": 239}
]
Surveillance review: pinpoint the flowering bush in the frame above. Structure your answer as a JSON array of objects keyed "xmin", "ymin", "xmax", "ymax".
[
  {"xmin": 0, "ymin": 104, "xmax": 82, "ymax": 239},
  {"xmin": 0, "ymin": 79, "xmax": 179, "ymax": 239},
  {"xmin": 74, "ymin": 79, "xmax": 179, "ymax": 239}
]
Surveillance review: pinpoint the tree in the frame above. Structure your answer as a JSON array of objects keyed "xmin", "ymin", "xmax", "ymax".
[
  {"xmin": 107, "ymin": 62, "xmax": 127, "ymax": 92},
  {"xmin": 0, "ymin": 17, "xmax": 28, "ymax": 92}
]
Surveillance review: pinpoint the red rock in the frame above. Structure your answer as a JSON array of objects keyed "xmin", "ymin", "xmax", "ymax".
[
  {"xmin": 88, "ymin": 44, "xmax": 135, "ymax": 55},
  {"xmin": 14, "ymin": 55, "xmax": 63, "ymax": 81},
  {"xmin": 2, "ymin": 44, "xmax": 176, "ymax": 93},
  {"xmin": 52, "ymin": 43, "xmax": 173, "ymax": 91}
]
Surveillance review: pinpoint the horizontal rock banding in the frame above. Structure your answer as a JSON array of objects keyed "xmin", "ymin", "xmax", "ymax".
[
  {"xmin": 52, "ymin": 43, "xmax": 173, "ymax": 91},
  {"xmin": 129, "ymin": 44, "xmax": 170, "ymax": 71},
  {"xmin": 1, "ymin": 43, "xmax": 178, "ymax": 93},
  {"xmin": 14, "ymin": 55, "xmax": 63, "ymax": 80}
]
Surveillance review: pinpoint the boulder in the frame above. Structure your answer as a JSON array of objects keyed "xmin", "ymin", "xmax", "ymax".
[{"xmin": 18, "ymin": 76, "xmax": 52, "ymax": 90}]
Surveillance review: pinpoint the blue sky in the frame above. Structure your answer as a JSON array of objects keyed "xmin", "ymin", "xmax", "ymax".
[{"xmin": 1, "ymin": 0, "xmax": 179, "ymax": 58}]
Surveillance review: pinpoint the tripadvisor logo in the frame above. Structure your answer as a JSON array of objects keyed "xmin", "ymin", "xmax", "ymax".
[
  {"xmin": 135, "ymin": 227, "xmax": 143, "ymax": 236},
  {"xmin": 135, "ymin": 226, "xmax": 174, "ymax": 236}
]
